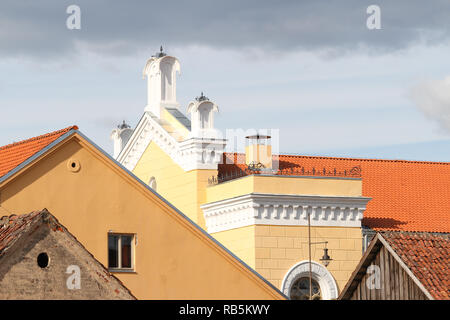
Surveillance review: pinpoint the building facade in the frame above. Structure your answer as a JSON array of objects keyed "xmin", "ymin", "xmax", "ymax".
[
  {"xmin": 0, "ymin": 126, "xmax": 284, "ymax": 300},
  {"xmin": 115, "ymin": 50, "xmax": 377, "ymax": 299}
]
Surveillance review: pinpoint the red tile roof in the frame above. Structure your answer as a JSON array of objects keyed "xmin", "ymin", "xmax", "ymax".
[
  {"xmin": 219, "ymin": 153, "xmax": 450, "ymax": 233},
  {"xmin": 0, "ymin": 126, "xmax": 78, "ymax": 178},
  {"xmin": 382, "ymin": 231, "xmax": 450, "ymax": 300},
  {"xmin": 0, "ymin": 211, "xmax": 41, "ymax": 255}
]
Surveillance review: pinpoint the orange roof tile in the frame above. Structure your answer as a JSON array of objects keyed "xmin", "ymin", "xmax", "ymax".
[
  {"xmin": 382, "ymin": 231, "xmax": 450, "ymax": 300},
  {"xmin": 219, "ymin": 153, "xmax": 450, "ymax": 233},
  {"xmin": 0, "ymin": 126, "xmax": 78, "ymax": 178},
  {"xmin": 0, "ymin": 211, "xmax": 41, "ymax": 254}
]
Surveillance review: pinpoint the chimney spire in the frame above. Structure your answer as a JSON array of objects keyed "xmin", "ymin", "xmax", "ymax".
[{"xmin": 142, "ymin": 48, "xmax": 180, "ymax": 117}]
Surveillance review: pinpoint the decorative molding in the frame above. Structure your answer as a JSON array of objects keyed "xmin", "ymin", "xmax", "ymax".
[
  {"xmin": 281, "ymin": 260, "xmax": 339, "ymax": 300},
  {"xmin": 117, "ymin": 112, "xmax": 226, "ymax": 172},
  {"xmin": 201, "ymin": 193, "xmax": 371, "ymax": 233}
]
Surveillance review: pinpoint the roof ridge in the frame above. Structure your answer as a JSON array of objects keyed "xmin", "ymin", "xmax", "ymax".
[
  {"xmin": 0, "ymin": 125, "xmax": 78, "ymax": 151},
  {"xmin": 0, "ymin": 210, "xmax": 42, "ymax": 227},
  {"xmin": 223, "ymin": 152, "xmax": 450, "ymax": 165},
  {"xmin": 381, "ymin": 230, "xmax": 450, "ymax": 237}
]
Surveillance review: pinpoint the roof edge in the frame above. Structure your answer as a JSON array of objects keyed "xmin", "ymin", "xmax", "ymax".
[
  {"xmin": 222, "ymin": 152, "xmax": 450, "ymax": 166},
  {"xmin": 0, "ymin": 126, "xmax": 78, "ymax": 151},
  {"xmin": 0, "ymin": 128, "xmax": 78, "ymax": 185}
]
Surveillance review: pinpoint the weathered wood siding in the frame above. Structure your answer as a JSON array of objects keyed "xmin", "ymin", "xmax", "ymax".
[{"xmin": 348, "ymin": 246, "xmax": 428, "ymax": 300}]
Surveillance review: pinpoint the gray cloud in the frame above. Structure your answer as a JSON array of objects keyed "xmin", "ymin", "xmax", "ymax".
[
  {"xmin": 1, "ymin": 0, "xmax": 450, "ymax": 60},
  {"xmin": 410, "ymin": 76, "xmax": 450, "ymax": 134}
]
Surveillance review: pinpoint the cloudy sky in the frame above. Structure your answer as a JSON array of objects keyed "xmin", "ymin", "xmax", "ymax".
[{"xmin": 1, "ymin": 0, "xmax": 450, "ymax": 161}]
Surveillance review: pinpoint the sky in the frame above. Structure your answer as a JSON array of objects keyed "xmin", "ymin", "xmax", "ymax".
[{"xmin": 1, "ymin": 0, "xmax": 450, "ymax": 161}]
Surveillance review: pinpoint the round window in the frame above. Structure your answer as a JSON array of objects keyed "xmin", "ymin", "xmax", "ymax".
[{"xmin": 290, "ymin": 277, "xmax": 322, "ymax": 300}]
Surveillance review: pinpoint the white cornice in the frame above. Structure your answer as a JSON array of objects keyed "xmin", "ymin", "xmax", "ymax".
[
  {"xmin": 116, "ymin": 112, "xmax": 227, "ymax": 172},
  {"xmin": 201, "ymin": 193, "xmax": 371, "ymax": 233}
]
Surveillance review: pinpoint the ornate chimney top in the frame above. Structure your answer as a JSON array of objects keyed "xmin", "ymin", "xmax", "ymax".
[
  {"xmin": 118, "ymin": 120, "xmax": 130, "ymax": 129},
  {"xmin": 153, "ymin": 46, "xmax": 167, "ymax": 58},
  {"xmin": 195, "ymin": 92, "xmax": 209, "ymax": 102}
]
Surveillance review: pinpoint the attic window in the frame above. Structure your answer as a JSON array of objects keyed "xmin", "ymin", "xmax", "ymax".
[
  {"xmin": 37, "ymin": 252, "xmax": 49, "ymax": 268},
  {"xmin": 108, "ymin": 234, "xmax": 134, "ymax": 271}
]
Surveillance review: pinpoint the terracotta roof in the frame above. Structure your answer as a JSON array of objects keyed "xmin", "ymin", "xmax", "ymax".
[
  {"xmin": 0, "ymin": 126, "xmax": 78, "ymax": 178},
  {"xmin": 219, "ymin": 153, "xmax": 450, "ymax": 232},
  {"xmin": 0, "ymin": 211, "xmax": 42, "ymax": 255},
  {"xmin": 382, "ymin": 231, "xmax": 450, "ymax": 300}
]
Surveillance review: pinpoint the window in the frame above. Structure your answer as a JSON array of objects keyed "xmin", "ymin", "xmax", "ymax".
[
  {"xmin": 290, "ymin": 277, "xmax": 322, "ymax": 300},
  {"xmin": 282, "ymin": 261, "xmax": 338, "ymax": 300},
  {"xmin": 108, "ymin": 234, "xmax": 134, "ymax": 271}
]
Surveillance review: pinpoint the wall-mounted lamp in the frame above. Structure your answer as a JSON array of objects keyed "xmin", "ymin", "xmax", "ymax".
[{"xmin": 319, "ymin": 242, "xmax": 332, "ymax": 267}]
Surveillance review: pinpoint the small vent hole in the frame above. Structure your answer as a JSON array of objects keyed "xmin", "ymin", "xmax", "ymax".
[{"xmin": 37, "ymin": 252, "xmax": 49, "ymax": 268}]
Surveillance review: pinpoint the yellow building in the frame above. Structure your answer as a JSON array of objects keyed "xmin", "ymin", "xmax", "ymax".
[
  {"xmin": 115, "ymin": 50, "xmax": 371, "ymax": 299},
  {"xmin": 0, "ymin": 126, "xmax": 284, "ymax": 300}
]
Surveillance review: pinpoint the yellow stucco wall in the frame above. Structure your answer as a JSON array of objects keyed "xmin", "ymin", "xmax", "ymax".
[
  {"xmin": 132, "ymin": 141, "xmax": 216, "ymax": 228},
  {"xmin": 253, "ymin": 225, "xmax": 362, "ymax": 292},
  {"xmin": 212, "ymin": 225, "xmax": 361, "ymax": 293},
  {"xmin": 0, "ymin": 135, "xmax": 284, "ymax": 300},
  {"xmin": 206, "ymin": 175, "xmax": 362, "ymax": 204},
  {"xmin": 205, "ymin": 164, "xmax": 364, "ymax": 295},
  {"xmin": 211, "ymin": 225, "xmax": 256, "ymax": 269}
]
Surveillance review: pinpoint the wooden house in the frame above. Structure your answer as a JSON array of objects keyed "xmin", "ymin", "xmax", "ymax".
[{"xmin": 339, "ymin": 231, "xmax": 449, "ymax": 300}]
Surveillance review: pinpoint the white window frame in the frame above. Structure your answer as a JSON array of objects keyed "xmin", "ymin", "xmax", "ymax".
[{"xmin": 108, "ymin": 233, "xmax": 136, "ymax": 272}]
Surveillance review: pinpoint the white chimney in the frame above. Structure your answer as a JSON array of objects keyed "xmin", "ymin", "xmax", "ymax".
[
  {"xmin": 110, "ymin": 121, "xmax": 133, "ymax": 159},
  {"xmin": 187, "ymin": 92, "xmax": 219, "ymax": 139},
  {"xmin": 142, "ymin": 46, "xmax": 181, "ymax": 118}
]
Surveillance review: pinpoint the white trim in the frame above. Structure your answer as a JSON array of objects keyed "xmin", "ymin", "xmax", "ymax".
[
  {"xmin": 116, "ymin": 112, "xmax": 226, "ymax": 172},
  {"xmin": 201, "ymin": 193, "xmax": 371, "ymax": 233},
  {"xmin": 281, "ymin": 260, "xmax": 338, "ymax": 300}
]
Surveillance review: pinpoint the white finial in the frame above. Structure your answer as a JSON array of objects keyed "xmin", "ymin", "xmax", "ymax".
[{"xmin": 111, "ymin": 121, "xmax": 133, "ymax": 159}]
